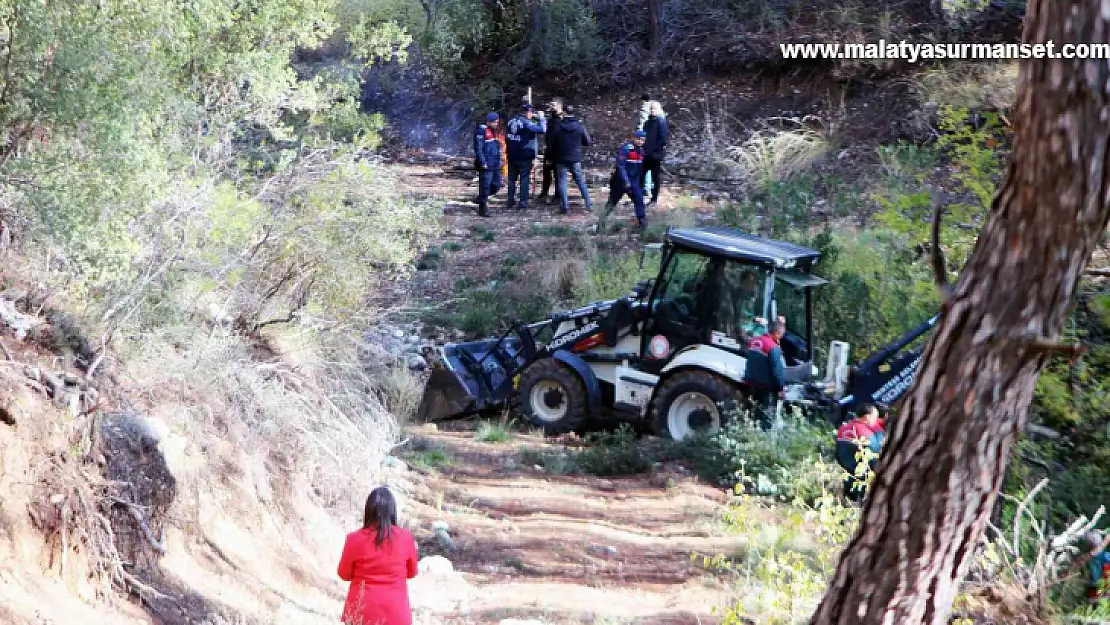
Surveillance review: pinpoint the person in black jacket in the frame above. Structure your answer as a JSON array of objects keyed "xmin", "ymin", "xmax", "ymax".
[
  {"xmin": 505, "ymin": 103, "xmax": 546, "ymax": 210},
  {"xmin": 473, "ymin": 111, "xmax": 502, "ymax": 217},
  {"xmin": 553, "ymin": 105, "xmax": 592, "ymax": 214},
  {"xmin": 537, "ymin": 99, "xmax": 564, "ymax": 203},
  {"xmin": 640, "ymin": 101, "xmax": 669, "ymax": 205}
]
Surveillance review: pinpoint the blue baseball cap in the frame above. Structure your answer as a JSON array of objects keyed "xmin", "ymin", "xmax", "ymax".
[
  {"xmin": 632, "ymin": 130, "xmax": 646, "ymax": 138},
  {"xmin": 486, "ymin": 112, "xmax": 499, "ymax": 121},
  {"xmin": 521, "ymin": 103, "xmax": 534, "ymax": 111}
]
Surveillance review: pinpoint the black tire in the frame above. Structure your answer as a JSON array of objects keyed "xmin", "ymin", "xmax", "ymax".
[
  {"xmin": 651, "ymin": 370, "xmax": 746, "ymax": 441},
  {"xmin": 517, "ymin": 358, "xmax": 589, "ymax": 434}
]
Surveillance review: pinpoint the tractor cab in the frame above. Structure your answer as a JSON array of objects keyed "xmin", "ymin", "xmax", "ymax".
[{"xmin": 638, "ymin": 228, "xmax": 828, "ymax": 381}]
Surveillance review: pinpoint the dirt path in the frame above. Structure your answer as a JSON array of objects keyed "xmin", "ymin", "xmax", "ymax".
[{"xmin": 399, "ymin": 423, "xmax": 750, "ymax": 624}]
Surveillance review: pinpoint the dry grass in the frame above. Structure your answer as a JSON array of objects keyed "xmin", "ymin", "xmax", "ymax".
[
  {"xmin": 375, "ymin": 363, "xmax": 424, "ymax": 430},
  {"xmin": 118, "ymin": 325, "xmax": 399, "ymax": 515},
  {"xmin": 539, "ymin": 259, "xmax": 588, "ymax": 304},
  {"xmin": 727, "ymin": 128, "xmax": 829, "ymax": 192},
  {"xmin": 913, "ymin": 62, "xmax": 1019, "ymax": 111}
]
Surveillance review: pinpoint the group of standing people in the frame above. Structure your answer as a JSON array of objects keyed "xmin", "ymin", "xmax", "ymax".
[{"xmin": 472, "ymin": 93, "xmax": 670, "ymax": 228}]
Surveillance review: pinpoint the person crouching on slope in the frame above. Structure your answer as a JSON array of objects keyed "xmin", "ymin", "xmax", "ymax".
[
  {"xmin": 600, "ymin": 130, "xmax": 648, "ymax": 230},
  {"xmin": 473, "ymin": 112, "xmax": 502, "ymax": 217},
  {"xmin": 338, "ymin": 487, "xmax": 419, "ymax": 625},
  {"xmin": 835, "ymin": 404, "xmax": 885, "ymax": 503}
]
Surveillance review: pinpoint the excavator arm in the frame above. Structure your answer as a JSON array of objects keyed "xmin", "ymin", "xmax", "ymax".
[{"xmin": 832, "ymin": 314, "xmax": 940, "ymax": 422}]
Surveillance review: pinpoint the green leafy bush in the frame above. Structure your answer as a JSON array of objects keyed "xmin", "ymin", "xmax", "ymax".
[
  {"xmin": 574, "ymin": 424, "xmax": 654, "ymax": 476},
  {"xmin": 679, "ymin": 410, "xmax": 838, "ymax": 503}
]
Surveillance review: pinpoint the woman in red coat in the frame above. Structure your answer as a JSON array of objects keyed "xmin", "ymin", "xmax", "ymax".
[{"xmin": 338, "ymin": 487, "xmax": 419, "ymax": 625}]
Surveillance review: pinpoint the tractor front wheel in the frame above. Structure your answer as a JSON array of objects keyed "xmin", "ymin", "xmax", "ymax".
[
  {"xmin": 517, "ymin": 358, "xmax": 588, "ymax": 435},
  {"xmin": 651, "ymin": 371, "xmax": 746, "ymax": 441}
]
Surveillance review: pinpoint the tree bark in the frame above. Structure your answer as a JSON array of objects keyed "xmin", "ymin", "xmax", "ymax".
[{"xmin": 810, "ymin": 1, "xmax": 1110, "ymax": 623}]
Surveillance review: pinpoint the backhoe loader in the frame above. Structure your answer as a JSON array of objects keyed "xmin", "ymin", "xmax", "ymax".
[{"xmin": 417, "ymin": 226, "xmax": 937, "ymax": 440}]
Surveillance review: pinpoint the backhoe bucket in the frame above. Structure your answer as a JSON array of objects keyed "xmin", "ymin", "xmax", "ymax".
[{"xmin": 417, "ymin": 325, "xmax": 539, "ymax": 422}]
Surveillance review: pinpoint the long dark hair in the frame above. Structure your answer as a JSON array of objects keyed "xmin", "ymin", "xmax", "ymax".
[{"xmin": 362, "ymin": 486, "xmax": 398, "ymax": 546}]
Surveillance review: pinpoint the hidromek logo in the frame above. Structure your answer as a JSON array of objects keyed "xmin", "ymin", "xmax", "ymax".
[{"xmin": 548, "ymin": 321, "xmax": 600, "ymax": 351}]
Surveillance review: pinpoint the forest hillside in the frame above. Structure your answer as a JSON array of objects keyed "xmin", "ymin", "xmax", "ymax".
[{"xmin": 2, "ymin": 1, "xmax": 1110, "ymax": 625}]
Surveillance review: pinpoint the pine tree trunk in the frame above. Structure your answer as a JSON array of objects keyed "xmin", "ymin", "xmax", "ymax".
[
  {"xmin": 648, "ymin": 0, "xmax": 662, "ymax": 53},
  {"xmin": 810, "ymin": 1, "xmax": 1110, "ymax": 623}
]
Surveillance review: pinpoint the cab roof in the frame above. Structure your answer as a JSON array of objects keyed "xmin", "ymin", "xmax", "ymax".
[{"xmin": 665, "ymin": 227, "xmax": 822, "ymax": 269}]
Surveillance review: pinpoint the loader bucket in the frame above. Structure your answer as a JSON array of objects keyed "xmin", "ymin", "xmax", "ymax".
[
  {"xmin": 417, "ymin": 366, "xmax": 478, "ymax": 423},
  {"xmin": 417, "ymin": 328, "xmax": 538, "ymax": 422}
]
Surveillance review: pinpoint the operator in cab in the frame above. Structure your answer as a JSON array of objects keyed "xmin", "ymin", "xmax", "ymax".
[
  {"xmin": 749, "ymin": 319, "xmax": 786, "ymax": 354},
  {"xmin": 835, "ymin": 403, "xmax": 886, "ymax": 503}
]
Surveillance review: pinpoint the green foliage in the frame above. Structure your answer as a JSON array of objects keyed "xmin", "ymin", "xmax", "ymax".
[
  {"xmin": 415, "ymin": 0, "xmax": 602, "ymax": 86},
  {"xmin": 574, "ymin": 424, "xmax": 654, "ymax": 476},
  {"xmin": 474, "ymin": 418, "xmax": 514, "ymax": 443},
  {"xmin": 697, "ymin": 466, "xmax": 860, "ymax": 624},
  {"xmin": 575, "ymin": 246, "xmax": 658, "ymax": 304},
  {"xmin": 875, "ymin": 106, "xmax": 1010, "ymax": 273},
  {"xmin": 428, "ymin": 279, "xmax": 553, "ymax": 338},
  {"xmin": 3, "ymin": 0, "xmax": 431, "ymax": 336},
  {"xmin": 679, "ymin": 410, "xmax": 840, "ymax": 504}
]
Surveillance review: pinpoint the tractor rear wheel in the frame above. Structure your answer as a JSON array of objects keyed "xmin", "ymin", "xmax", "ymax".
[
  {"xmin": 651, "ymin": 371, "xmax": 746, "ymax": 441},
  {"xmin": 517, "ymin": 358, "xmax": 588, "ymax": 434}
]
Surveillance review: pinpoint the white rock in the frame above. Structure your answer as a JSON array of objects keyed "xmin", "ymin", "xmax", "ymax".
[
  {"xmin": 393, "ymin": 329, "xmax": 406, "ymax": 339},
  {"xmin": 418, "ymin": 555, "xmax": 455, "ymax": 575}
]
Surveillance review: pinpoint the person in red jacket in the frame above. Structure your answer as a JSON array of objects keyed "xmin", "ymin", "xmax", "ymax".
[
  {"xmin": 338, "ymin": 487, "xmax": 419, "ymax": 625},
  {"xmin": 749, "ymin": 319, "xmax": 786, "ymax": 354},
  {"xmin": 835, "ymin": 404, "xmax": 886, "ymax": 503}
]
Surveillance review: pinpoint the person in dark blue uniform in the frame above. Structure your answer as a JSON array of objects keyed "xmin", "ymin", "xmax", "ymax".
[
  {"xmin": 600, "ymin": 130, "xmax": 647, "ymax": 229},
  {"xmin": 505, "ymin": 104, "xmax": 546, "ymax": 210},
  {"xmin": 473, "ymin": 112, "xmax": 502, "ymax": 217}
]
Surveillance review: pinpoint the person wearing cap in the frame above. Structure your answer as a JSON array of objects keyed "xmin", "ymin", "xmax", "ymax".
[
  {"xmin": 505, "ymin": 103, "xmax": 546, "ymax": 210},
  {"xmin": 600, "ymin": 130, "xmax": 647, "ymax": 229},
  {"xmin": 473, "ymin": 111, "xmax": 502, "ymax": 217}
]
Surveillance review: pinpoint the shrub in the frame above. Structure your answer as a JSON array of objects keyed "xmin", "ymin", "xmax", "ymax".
[
  {"xmin": 728, "ymin": 128, "xmax": 829, "ymax": 194},
  {"xmin": 475, "ymin": 418, "xmax": 514, "ymax": 443},
  {"xmin": 574, "ymin": 424, "xmax": 654, "ymax": 476},
  {"xmin": 679, "ymin": 408, "xmax": 837, "ymax": 503}
]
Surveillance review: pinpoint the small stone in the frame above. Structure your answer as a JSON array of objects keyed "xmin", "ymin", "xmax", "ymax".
[
  {"xmin": 407, "ymin": 356, "xmax": 427, "ymax": 371},
  {"xmin": 393, "ymin": 329, "xmax": 406, "ymax": 339},
  {"xmin": 418, "ymin": 555, "xmax": 455, "ymax": 575}
]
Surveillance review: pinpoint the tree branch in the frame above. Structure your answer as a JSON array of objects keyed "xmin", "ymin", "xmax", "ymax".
[{"xmin": 930, "ymin": 189, "xmax": 951, "ymax": 302}]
